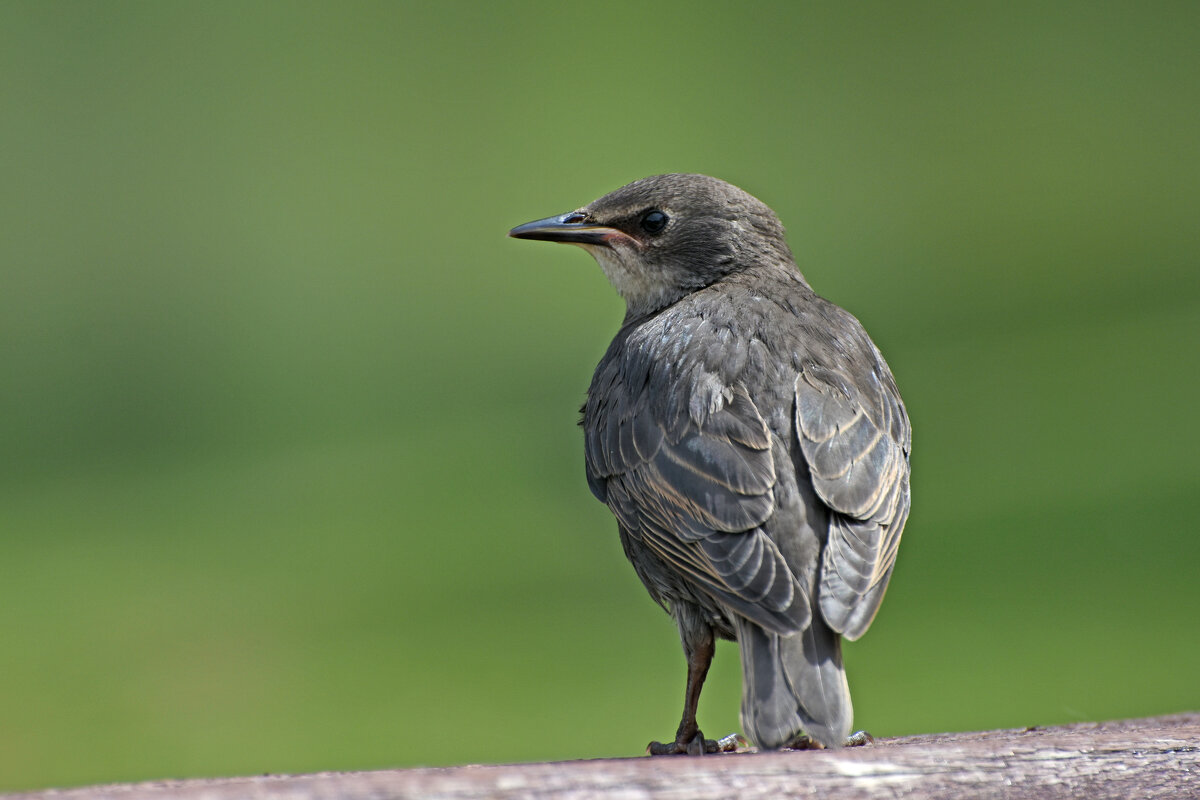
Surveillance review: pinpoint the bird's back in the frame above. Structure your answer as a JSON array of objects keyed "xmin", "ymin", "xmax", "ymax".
[{"xmin": 583, "ymin": 262, "xmax": 910, "ymax": 746}]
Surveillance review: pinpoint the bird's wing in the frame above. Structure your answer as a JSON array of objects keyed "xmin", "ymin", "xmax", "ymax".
[
  {"xmin": 795, "ymin": 363, "xmax": 911, "ymax": 640},
  {"xmin": 587, "ymin": 378, "xmax": 811, "ymax": 635}
]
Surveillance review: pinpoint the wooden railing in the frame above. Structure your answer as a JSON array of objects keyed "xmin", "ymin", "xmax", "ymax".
[{"xmin": 7, "ymin": 713, "xmax": 1198, "ymax": 799}]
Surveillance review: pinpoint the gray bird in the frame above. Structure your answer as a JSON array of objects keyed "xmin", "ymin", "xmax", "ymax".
[{"xmin": 509, "ymin": 174, "xmax": 910, "ymax": 754}]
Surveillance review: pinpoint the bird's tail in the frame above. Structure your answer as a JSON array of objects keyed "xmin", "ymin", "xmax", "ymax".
[{"xmin": 735, "ymin": 615, "xmax": 852, "ymax": 749}]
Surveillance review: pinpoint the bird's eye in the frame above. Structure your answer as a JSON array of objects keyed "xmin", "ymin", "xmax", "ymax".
[{"xmin": 640, "ymin": 209, "xmax": 669, "ymax": 235}]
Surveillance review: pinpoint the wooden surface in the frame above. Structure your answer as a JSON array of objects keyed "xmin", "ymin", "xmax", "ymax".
[{"xmin": 9, "ymin": 713, "xmax": 1199, "ymax": 800}]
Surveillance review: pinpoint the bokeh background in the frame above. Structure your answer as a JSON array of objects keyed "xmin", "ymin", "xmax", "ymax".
[{"xmin": 2, "ymin": 0, "xmax": 1198, "ymax": 791}]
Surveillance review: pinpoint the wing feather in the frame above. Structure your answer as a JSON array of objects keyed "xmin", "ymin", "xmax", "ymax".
[
  {"xmin": 797, "ymin": 364, "xmax": 911, "ymax": 641},
  {"xmin": 587, "ymin": 376, "xmax": 809, "ymax": 635}
]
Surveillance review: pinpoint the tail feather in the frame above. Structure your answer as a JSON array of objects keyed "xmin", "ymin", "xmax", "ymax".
[{"xmin": 736, "ymin": 615, "xmax": 852, "ymax": 749}]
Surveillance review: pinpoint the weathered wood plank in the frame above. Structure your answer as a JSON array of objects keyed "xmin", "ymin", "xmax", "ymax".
[{"xmin": 9, "ymin": 713, "xmax": 1199, "ymax": 800}]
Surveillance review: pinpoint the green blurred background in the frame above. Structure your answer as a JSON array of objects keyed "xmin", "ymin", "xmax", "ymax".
[{"xmin": 1, "ymin": 0, "xmax": 1198, "ymax": 791}]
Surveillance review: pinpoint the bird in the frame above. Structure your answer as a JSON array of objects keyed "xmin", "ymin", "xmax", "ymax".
[{"xmin": 508, "ymin": 174, "xmax": 910, "ymax": 754}]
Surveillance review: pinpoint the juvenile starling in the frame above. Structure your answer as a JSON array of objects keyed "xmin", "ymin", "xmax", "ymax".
[{"xmin": 509, "ymin": 174, "xmax": 911, "ymax": 754}]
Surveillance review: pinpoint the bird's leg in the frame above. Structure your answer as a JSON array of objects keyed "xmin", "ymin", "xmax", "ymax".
[
  {"xmin": 648, "ymin": 619, "xmax": 729, "ymax": 755},
  {"xmin": 676, "ymin": 626, "xmax": 713, "ymax": 752}
]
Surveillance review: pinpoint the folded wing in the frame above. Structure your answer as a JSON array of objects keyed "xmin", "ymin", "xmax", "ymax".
[
  {"xmin": 796, "ymin": 363, "xmax": 911, "ymax": 640},
  {"xmin": 587, "ymin": 377, "xmax": 811, "ymax": 635}
]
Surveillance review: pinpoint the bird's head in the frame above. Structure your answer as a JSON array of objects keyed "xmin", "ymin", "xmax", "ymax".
[{"xmin": 509, "ymin": 174, "xmax": 796, "ymax": 317}]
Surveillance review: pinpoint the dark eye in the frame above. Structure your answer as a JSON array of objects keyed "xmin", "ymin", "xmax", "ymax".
[{"xmin": 639, "ymin": 209, "xmax": 669, "ymax": 235}]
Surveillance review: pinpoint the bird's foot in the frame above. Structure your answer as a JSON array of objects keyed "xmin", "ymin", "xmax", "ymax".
[
  {"xmin": 783, "ymin": 733, "xmax": 823, "ymax": 750},
  {"xmin": 784, "ymin": 730, "xmax": 874, "ymax": 750},
  {"xmin": 716, "ymin": 733, "xmax": 750, "ymax": 752},
  {"xmin": 647, "ymin": 731, "xmax": 747, "ymax": 755},
  {"xmin": 845, "ymin": 730, "xmax": 874, "ymax": 747}
]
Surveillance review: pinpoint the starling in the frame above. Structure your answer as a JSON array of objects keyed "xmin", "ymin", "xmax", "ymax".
[{"xmin": 509, "ymin": 174, "xmax": 911, "ymax": 754}]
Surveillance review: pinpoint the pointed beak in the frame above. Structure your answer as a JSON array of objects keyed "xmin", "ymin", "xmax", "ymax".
[{"xmin": 508, "ymin": 212, "xmax": 620, "ymax": 246}]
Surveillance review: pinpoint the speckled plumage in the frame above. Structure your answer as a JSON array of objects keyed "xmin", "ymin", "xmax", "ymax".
[{"xmin": 511, "ymin": 174, "xmax": 911, "ymax": 752}]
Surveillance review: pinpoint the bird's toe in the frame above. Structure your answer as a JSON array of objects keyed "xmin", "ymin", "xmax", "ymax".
[
  {"xmin": 716, "ymin": 733, "xmax": 750, "ymax": 752},
  {"xmin": 647, "ymin": 739, "xmax": 682, "ymax": 755}
]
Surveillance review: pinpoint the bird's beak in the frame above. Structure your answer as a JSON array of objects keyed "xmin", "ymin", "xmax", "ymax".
[{"xmin": 508, "ymin": 212, "xmax": 620, "ymax": 246}]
